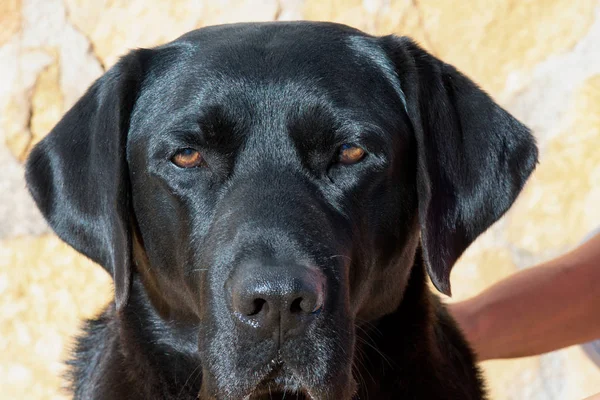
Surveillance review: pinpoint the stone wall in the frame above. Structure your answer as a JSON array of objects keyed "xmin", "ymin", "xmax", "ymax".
[{"xmin": 1, "ymin": 0, "xmax": 599, "ymax": 399}]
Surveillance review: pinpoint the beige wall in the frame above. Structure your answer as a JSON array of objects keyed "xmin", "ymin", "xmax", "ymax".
[{"xmin": 1, "ymin": 0, "xmax": 599, "ymax": 398}]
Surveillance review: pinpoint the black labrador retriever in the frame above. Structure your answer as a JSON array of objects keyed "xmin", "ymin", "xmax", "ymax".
[{"xmin": 25, "ymin": 21, "xmax": 537, "ymax": 399}]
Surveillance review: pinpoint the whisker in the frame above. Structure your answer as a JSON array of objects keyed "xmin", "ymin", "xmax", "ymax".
[
  {"xmin": 352, "ymin": 327, "xmax": 376, "ymax": 386},
  {"xmin": 356, "ymin": 335, "xmax": 394, "ymax": 369},
  {"xmin": 188, "ymin": 268, "xmax": 210, "ymax": 275},
  {"xmin": 328, "ymin": 254, "xmax": 352, "ymax": 262},
  {"xmin": 355, "ymin": 319, "xmax": 384, "ymax": 337},
  {"xmin": 178, "ymin": 363, "xmax": 202, "ymax": 398}
]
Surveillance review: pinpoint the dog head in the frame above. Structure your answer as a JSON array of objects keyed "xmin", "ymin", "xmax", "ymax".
[{"xmin": 26, "ymin": 22, "xmax": 537, "ymax": 399}]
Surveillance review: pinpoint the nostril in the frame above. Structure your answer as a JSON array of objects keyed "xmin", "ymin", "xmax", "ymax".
[
  {"xmin": 290, "ymin": 294, "xmax": 323, "ymax": 314},
  {"xmin": 290, "ymin": 297, "xmax": 303, "ymax": 314},
  {"xmin": 247, "ymin": 298, "xmax": 267, "ymax": 316}
]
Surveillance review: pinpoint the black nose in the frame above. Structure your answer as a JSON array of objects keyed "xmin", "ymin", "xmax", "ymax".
[{"xmin": 228, "ymin": 261, "xmax": 326, "ymax": 340}]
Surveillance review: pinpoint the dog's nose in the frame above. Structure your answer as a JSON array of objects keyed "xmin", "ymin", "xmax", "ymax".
[{"xmin": 228, "ymin": 262, "xmax": 326, "ymax": 339}]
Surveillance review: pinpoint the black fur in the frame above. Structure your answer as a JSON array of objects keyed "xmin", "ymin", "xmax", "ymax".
[{"xmin": 25, "ymin": 22, "xmax": 537, "ymax": 399}]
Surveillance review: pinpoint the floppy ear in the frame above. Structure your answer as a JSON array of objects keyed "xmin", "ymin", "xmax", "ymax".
[
  {"xmin": 25, "ymin": 50, "xmax": 148, "ymax": 311},
  {"xmin": 381, "ymin": 36, "xmax": 538, "ymax": 296}
]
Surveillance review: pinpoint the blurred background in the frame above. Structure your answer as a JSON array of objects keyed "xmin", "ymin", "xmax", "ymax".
[{"xmin": 1, "ymin": 0, "xmax": 599, "ymax": 399}]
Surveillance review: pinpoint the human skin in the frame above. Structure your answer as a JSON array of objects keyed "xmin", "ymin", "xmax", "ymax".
[{"xmin": 449, "ymin": 233, "xmax": 600, "ymax": 361}]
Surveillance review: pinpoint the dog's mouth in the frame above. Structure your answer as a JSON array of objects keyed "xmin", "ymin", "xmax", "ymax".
[
  {"xmin": 248, "ymin": 388, "xmax": 312, "ymax": 400},
  {"xmin": 248, "ymin": 381, "xmax": 313, "ymax": 400},
  {"xmin": 247, "ymin": 362, "xmax": 314, "ymax": 400}
]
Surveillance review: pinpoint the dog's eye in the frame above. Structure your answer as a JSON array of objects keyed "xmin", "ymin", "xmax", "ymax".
[
  {"xmin": 172, "ymin": 148, "xmax": 205, "ymax": 168},
  {"xmin": 338, "ymin": 144, "xmax": 365, "ymax": 165}
]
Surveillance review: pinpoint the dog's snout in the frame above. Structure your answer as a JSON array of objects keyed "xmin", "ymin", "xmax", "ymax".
[{"xmin": 228, "ymin": 262, "xmax": 326, "ymax": 339}]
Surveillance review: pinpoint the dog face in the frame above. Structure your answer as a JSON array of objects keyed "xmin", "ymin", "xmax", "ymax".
[{"xmin": 25, "ymin": 22, "xmax": 537, "ymax": 399}]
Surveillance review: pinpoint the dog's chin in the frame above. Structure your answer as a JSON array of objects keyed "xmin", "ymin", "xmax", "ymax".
[
  {"xmin": 239, "ymin": 358, "xmax": 357, "ymax": 400},
  {"xmin": 200, "ymin": 344, "xmax": 356, "ymax": 400}
]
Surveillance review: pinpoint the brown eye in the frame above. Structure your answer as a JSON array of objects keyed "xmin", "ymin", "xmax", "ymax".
[
  {"xmin": 172, "ymin": 148, "xmax": 204, "ymax": 168},
  {"xmin": 338, "ymin": 144, "xmax": 365, "ymax": 164}
]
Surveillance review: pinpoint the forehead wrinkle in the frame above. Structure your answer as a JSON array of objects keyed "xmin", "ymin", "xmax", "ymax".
[
  {"xmin": 347, "ymin": 35, "xmax": 408, "ymax": 113},
  {"xmin": 231, "ymin": 80, "xmax": 319, "ymax": 173}
]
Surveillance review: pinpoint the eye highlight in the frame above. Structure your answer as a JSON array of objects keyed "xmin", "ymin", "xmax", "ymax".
[
  {"xmin": 338, "ymin": 144, "xmax": 365, "ymax": 165},
  {"xmin": 171, "ymin": 148, "xmax": 205, "ymax": 168}
]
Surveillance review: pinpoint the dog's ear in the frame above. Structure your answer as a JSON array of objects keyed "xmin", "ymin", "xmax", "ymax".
[
  {"xmin": 380, "ymin": 36, "xmax": 538, "ymax": 296},
  {"xmin": 25, "ymin": 50, "xmax": 149, "ymax": 311}
]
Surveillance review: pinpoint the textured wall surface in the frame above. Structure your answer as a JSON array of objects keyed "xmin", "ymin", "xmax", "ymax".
[{"xmin": 1, "ymin": 0, "xmax": 599, "ymax": 399}]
